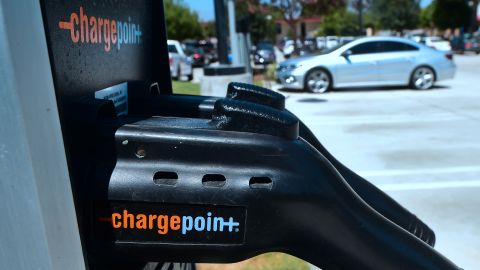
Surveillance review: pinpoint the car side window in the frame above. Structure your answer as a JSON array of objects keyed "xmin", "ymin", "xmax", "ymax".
[
  {"xmin": 381, "ymin": 41, "xmax": 419, "ymax": 52},
  {"xmin": 349, "ymin": 42, "xmax": 381, "ymax": 55}
]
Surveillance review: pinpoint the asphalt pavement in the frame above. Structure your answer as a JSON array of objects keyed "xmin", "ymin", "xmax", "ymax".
[{"xmin": 282, "ymin": 54, "xmax": 480, "ymax": 269}]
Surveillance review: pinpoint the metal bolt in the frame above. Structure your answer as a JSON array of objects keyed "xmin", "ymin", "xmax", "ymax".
[{"xmin": 135, "ymin": 146, "xmax": 146, "ymax": 158}]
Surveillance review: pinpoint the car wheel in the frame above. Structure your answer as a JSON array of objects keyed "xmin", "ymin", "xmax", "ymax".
[
  {"xmin": 187, "ymin": 72, "xmax": 193, "ymax": 81},
  {"xmin": 172, "ymin": 66, "xmax": 180, "ymax": 81},
  {"xmin": 410, "ymin": 66, "xmax": 435, "ymax": 90},
  {"xmin": 176, "ymin": 67, "xmax": 182, "ymax": 81},
  {"xmin": 305, "ymin": 68, "xmax": 331, "ymax": 93}
]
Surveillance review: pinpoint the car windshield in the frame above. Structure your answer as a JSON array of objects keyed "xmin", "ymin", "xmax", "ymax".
[
  {"xmin": 257, "ymin": 43, "xmax": 274, "ymax": 50},
  {"xmin": 183, "ymin": 43, "xmax": 196, "ymax": 50},
  {"xmin": 318, "ymin": 41, "xmax": 351, "ymax": 54},
  {"xmin": 196, "ymin": 43, "xmax": 214, "ymax": 50}
]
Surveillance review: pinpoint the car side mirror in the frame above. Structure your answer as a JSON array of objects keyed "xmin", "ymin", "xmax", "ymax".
[{"xmin": 341, "ymin": 50, "xmax": 352, "ymax": 58}]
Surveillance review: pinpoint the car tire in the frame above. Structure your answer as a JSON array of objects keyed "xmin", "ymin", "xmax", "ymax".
[
  {"xmin": 304, "ymin": 68, "xmax": 332, "ymax": 94},
  {"xmin": 187, "ymin": 73, "xmax": 193, "ymax": 81},
  {"xmin": 173, "ymin": 66, "xmax": 181, "ymax": 81},
  {"xmin": 410, "ymin": 66, "xmax": 435, "ymax": 90}
]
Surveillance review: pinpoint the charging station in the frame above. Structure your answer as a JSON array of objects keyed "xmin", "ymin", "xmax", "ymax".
[{"xmin": 0, "ymin": 1, "xmax": 463, "ymax": 270}]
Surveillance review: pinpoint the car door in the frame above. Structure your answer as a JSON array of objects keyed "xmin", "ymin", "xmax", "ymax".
[
  {"xmin": 375, "ymin": 41, "xmax": 418, "ymax": 84},
  {"xmin": 334, "ymin": 41, "xmax": 382, "ymax": 86}
]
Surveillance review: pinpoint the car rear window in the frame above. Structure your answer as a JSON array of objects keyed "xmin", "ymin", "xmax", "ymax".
[
  {"xmin": 168, "ymin": 44, "xmax": 178, "ymax": 53},
  {"xmin": 197, "ymin": 43, "xmax": 214, "ymax": 50}
]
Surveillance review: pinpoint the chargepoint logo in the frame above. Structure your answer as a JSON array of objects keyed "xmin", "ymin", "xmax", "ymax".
[
  {"xmin": 106, "ymin": 203, "xmax": 246, "ymax": 244},
  {"xmin": 58, "ymin": 6, "xmax": 142, "ymax": 52},
  {"xmin": 111, "ymin": 210, "xmax": 241, "ymax": 235}
]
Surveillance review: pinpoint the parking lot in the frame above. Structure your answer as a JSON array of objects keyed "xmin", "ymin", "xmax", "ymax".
[{"xmin": 283, "ymin": 55, "xmax": 480, "ymax": 269}]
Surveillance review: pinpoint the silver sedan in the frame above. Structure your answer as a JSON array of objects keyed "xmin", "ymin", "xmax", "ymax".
[{"xmin": 276, "ymin": 37, "xmax": 456, "ymax": 93}]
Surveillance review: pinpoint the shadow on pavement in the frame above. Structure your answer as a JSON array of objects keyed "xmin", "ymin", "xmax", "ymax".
[
  {"xmin": 297, "ymin": 98, "xmax": 328, "ymax": 103},
  {"xmin": 278, "ymin": 85, "xmax": 450, "ymax": 94}
]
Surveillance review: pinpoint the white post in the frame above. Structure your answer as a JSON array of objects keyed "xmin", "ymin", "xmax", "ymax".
[
  {"xmin": 228, "ymin": 0, "xmax": 240, "ymax": 65},
  {"xmin": 245, "ymin": 33, "xmax": 253, "ymax": 74},
  {"xmin": 0, "ymin": 0, "xmax": 85, "ymax": 269}
]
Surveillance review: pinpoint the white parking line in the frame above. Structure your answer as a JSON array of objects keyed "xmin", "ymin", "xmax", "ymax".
[
  {"xmin": 358, "ymin": 166, "xmax": 480, "ymax": 177},
  {"xmin": 300, "ymin": 115, "xmax": 461, "ymax": 126},
  {"xmin": 379, "ymin": 180, "xmax": 480, "ymax": 191}
]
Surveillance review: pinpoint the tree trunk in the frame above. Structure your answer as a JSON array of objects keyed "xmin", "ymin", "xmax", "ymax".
[
  {"xmin": 472, "ymin": 0, "xmax": 479, "ymax": 33},
  {"xmin": 287, "ymin": 20, "xmax": 298, "ymax": 54}
]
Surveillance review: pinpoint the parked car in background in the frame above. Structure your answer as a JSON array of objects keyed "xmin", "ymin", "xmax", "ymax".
[
  {"xmin": 405, "ymin": 33, "xmax": 423, "ymax": 43},
  {"xmin": 297, "ymin": 45, "xmax": 316, "ymax": 56},
  {"xmin": 316, "ymin": 36, "xmax": 326, "ymax": 50},
  {"xmin": 316, "ymin": 36, "xmax": 352, "ymax": 50},
  {"xmin": 326, "ymin": 36, "xmax": 339, "ymax": 49},
  {"xmin": 196, "ymin": 40, "xmax": 218, "ymax": 64},
  {"xmin": 304, "ymin": 37, "xmax": 317, "ymax": 51},
  {"xmin": 253, "ymin": 41, "xmax": 276, "ymax": 65},
  {"xmin": 450, "ymin": 35, "xmax": 480, "ymax": 54},
  {"xmin": 182, "ymin": 40, "xmax": 196, "ymax": 52},
  {"xmin": 420, "ymin": 36, "xmax": 452, "ymax": 52},
  {"xmin": 276, "ymin": 37, "xmax": 455, "ymax": 93},
  {"xmin": 463, "ymin": 36, "xmax": 480, "ymax": 54},
  {"xmin": 339, "ymin": 36, "xmax": 355, "ymax": 45},
  {"xmin": 168, "ymin": 40, "xmax": 193, "ymax": 81},
  {"xmin": 282, "ymin": 40, "xmax": 295, "ymax": 58},
  {"xmin": 183, "ymin": 40, "xmax": 217, "ymax": 65},
  {"xmin": 450, "ymin": 36, "xmax": 465, "ymax": 53},
  {"xmin": 277, "ymin": 36, "xmax": 289, "ymax": 51},
  {"xmin": 282, "ymin": 39, "xmax": 305, "ymax": 58},
  {"xmin": 186, "ymin": 47, "xmax": 207, "ymax": 67}
]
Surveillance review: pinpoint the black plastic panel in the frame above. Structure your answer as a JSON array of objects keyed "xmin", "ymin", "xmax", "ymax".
[{"xmin": 41, "ymin": 0, "xmax": 172, "ymax": 108}]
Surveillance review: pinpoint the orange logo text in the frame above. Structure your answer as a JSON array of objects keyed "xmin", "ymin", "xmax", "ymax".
[{"xmin": 58, "ymin": 6, "xmax": 142, "ymax": 52}]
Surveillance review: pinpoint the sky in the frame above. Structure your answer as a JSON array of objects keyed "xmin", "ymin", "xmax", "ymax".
[
  {"xmin": 184, "ymin": 0, "xmax": 433, "ymax": 22},
  {"xmin": 184, "ymin": 0, "xmax": 215, "ymax": 21}
]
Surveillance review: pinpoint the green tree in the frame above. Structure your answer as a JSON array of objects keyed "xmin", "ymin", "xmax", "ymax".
[
  {"xmin": 471, "ymin": 0, "xmax": 480, "ymax": 32},
  {"xmin": 235, "ymin": 0, "xmax": 279, "ymax": 44},
  {"xmin": 432, "ymin": 0, "xmax": 470, "ymax": 30},
  {"xmin": 248, "ymin": 12, "xmax": 278, "ymax": 44},
  {"xmin": 202, "ymin": 21, "xmax": 216, "ymax": 38},
  {"xmin": 370, "ymin": 0, "xmax": 421, "ymax": 32},
  {"xmin": 164, "ymin": 0, "xmax": 204, "ymax": 40},
  {"xmin": 302, "ymin": 0, "xmax": 347, "ymax": 17},
  {"xmin": 419, "ymin": 2, "xmax": 435, "ymax": 28},
  {"xmin": 317, "ymin": 10, "xmax": 359, "ymax": 36}
]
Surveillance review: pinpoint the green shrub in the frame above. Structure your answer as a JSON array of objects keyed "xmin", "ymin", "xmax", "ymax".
[{"xmin": 265, "ymin": 64, "xmax": 277, "ymax": 81}]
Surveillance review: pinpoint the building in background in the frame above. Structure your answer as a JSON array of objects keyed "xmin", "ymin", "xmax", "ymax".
[{"xmin": 275, "ymin": 17, "xmax": 322, "ymax": 42}]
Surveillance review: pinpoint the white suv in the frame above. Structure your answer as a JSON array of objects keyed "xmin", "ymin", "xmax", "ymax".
[{"xmin": 167, "ymin": 40, "xmax": 193, "ymax": 81}]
